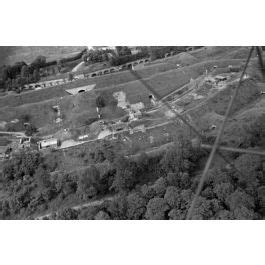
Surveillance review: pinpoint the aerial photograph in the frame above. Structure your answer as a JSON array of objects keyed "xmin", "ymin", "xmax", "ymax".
[{"xmin": 0, "ymin": 46, "xmax": 264, "ymax": 220}]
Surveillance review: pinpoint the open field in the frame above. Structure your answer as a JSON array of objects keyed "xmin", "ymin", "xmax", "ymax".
[
  {"xmin": 0, "ymin": 53, "xmax": 248, "ymax": 141},
  {"xmin": 0, "ymin": 46, "xmax": 86, "ymax": 66},
  {"xmin": 0, "ymin": 55, "xmax": 245, "ymax": 110}
]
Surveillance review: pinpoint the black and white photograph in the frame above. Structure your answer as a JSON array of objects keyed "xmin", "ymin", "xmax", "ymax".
[
  {"xmin": 0, "ymin": 45, "xmax": 264, "ymax": 221},
  {"xmin": 1, "ymin": 1, "xmax": 264, "ymax": 265}
]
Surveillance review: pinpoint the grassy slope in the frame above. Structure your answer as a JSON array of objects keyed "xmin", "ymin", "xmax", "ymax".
[
  {"xmin": 0, "ymin": 46, "xmax": 86, "ymax": 66},
  {"xmin": 0, "ymin": 57, "xmax": 245, "ymax": 110},
  {"xmin": 0, "ymin": 47, "xmax": 253, "ymax": 135},
  {"xmin": 0, "ymin": 59, "xmax": 246, "ymax": 136}
]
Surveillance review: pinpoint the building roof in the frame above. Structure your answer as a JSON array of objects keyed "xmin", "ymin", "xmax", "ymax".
[
  {"xmin": 66, "ymin": 84, "xmax": 96, "ymax": 95},
  {"xmin": 130, "ymin": 102, "xmax": 145, "ymax": 111},
  {"xmin": 39, "ymin": 138, "xmax": 58, "ymax": 147}
]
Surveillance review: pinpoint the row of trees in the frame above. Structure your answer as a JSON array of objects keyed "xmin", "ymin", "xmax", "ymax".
[
  {"xmin": 57, "ymin": 157, "xmax": 264, "ymax": 220},
  {"xmin": 82, "ymin": 49, "xmax": 112, "ymax": 64},
  {"xmin": 149, "ymin": 46, "xmax": 187, "ymax": 60},
  {"xmin": 0, "ymin": 48, "xmax": 87, "ymax": 91}
]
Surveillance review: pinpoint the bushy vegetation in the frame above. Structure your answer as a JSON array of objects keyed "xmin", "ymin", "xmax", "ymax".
[
  {"xmin": 1, "ymin": 129, "xmax": 265, "ymax": 220},
  {"xmin": 149, "ymin": 46, "xmax": 187, "ymax": 60},
  {"xmin": 83, "ymin": 49, "xmax": 112, "ymax": 64},
  {"xmin": 0, "ymin": 49, "xmax": 87, "ymax": 92},
  {"xmin": 109, "ymin": 51, "xmax": 149, "ymax": 66}
]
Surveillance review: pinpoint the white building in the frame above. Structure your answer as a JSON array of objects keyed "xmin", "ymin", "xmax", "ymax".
[{"xmin": 38, "ymin": 138, "xmax": 59, "ymax": 150}]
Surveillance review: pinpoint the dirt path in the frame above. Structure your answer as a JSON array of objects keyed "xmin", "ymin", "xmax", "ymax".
[
  {"xmin": 0, "ymin": 131, "xmax": 25, "ymax": 137},
  {"xmin": 36, "ymin": 195, "xmax": 116, "ymax": 220},
  {"xmin": 72, "ymin": 61, "xmax": 85, "ymax": 72}
]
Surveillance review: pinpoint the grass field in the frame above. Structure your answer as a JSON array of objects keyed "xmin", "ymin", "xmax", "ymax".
[
  {"xmin": 0, "ymin": 47, "xmax": 255, "ymax": 141},
  {"xmin": 0, "ymin": 56, "xmax": 246, "ymax": 137},
  {"xmin": 0, "ymin": 46, "xmax": 86, "ymax": 66},
  {"xmin": 0, "ymin": 54, "xmax": 245, "ymax": 109}
]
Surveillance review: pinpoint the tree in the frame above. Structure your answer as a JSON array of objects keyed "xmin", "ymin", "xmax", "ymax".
[
  {"xmin": 215, "ymin": 210, "xmax": 233, "ymax": 220},
  {"xmin": 140, "ymin": 184, "xmax": 156, "ymax": 200},
  {"xmin": 82, "ymin": 54, "xmax": 88, "ymax": 62},
  {"xmin": 116, "ymin": 46, "xmax": 132, "ymax": 57},
  {"xmin": 2, "ymin": 66, "xmax": 10, "ymax": 82},
  {"xmin": 160, "ymin": 137, "xmax": 199, "ymax": 174},
  {"xmin": 233, "ymin": 206, "xmax": 256, "ymax": 220},
  {"xmin": 17, "ymin": 77, "xmax": 26, "ymax": 87},
  {"xmin": 234, "ymin": 154, "xmax": 262, "ymax": 187},
  {"xmin": 25, "ymin": 124, "xmax": 38, "ymax": 136},
  {"xmin": 179, "ymin": 189, "xmax": 194, "ymax": 211},
  {"xmin": 31, "ymin": 55, "xmax": 46, "ymax": 69},
  {"xmin": 168, "ymin": 208, "xmax": 185, "ymax": 220},
  {"xmin": 94, "ymin": 210, "xmax": 110, "ymax": 220},
  {"xmin": 96, "ymin": 95, "xmax": 105, "ymax": 108},
  {"xmin": 164, "ymin": 186, "xmax": 181, "ymax": 208},
  {"xmin": 204, "ymin": 167, "xmax": 233, "ymax": 187},
  {"xmin": 151, "ymin": 177, "xmax": 167, "ymax": 197},
  {"xmin": 166, "ymin": 172, "xmax": 179, "ymax": 187},
  {"xmin": 21, "ymin": 65, "xmax": 29, "ymax": 83},
  {"xmin": 126, "ymin": 192, "xmax": 147, "ymax": 219},
  {"xmin": 100, "ymin": 141, "xmax": 116, "ymax": 163},
  {"xmin": 33, "ymin": 69, "xmax": 40, "ymax": 82},
  {"xmin": 68, "ymin": 72, "xmax": 74, "ymax": 81},
  {"xmin": 96, "ymin": 91, "xmax": 117, "ymax": 109},
  {"xmin": 145, "ymin": 197, "xmax": 169, "ymax": 220},
  {"xmin": 78, "ymin": 166, "xmax": 100, "ymax": 198},
  {"xmin": 136, "ymin": 152, "xmax": 149, "ymax": 171},
  {"xmin": 248, "ymin": 113, "xmax": 265, "ymax": 147},
  {"xmin": 190, "ymin": 196, "xmax": 215, "ymax": 220},
  {"xmin": 227, "ymin": 189, "xmax": 255, "ymax": 211},
  {"xmin": 19, "ymin": 151, "xmax": 41, "ymax": 177},
  {"xmin": 96, "ymin": 95, "xmax": 106, "ymax": 108},
  {"xmin": 53, "ymin": 173, "xmax": 77, "ymax": 197},
  {"xmin": 107, "ymin": 195, "xmax": 127, "ymax": 219},
  {"xmin": 111, "ymin": 156, "xmax": 138, "ymax": 192},
  {"xmin": 78, "ymin": 206, "xmax": 101, "ymax": 220},
  {"xmin": 2, "ymin": 160, "xmax": 15, "ymax": 182},
  {"xmin": 35, "ymin": 166, "xmax": 51, "ymax": 190},
  {"xmin": 56, "ymin": 208, "xmax": 79, "ymax": 220},
  {"xmin": 214, "ymin": 182, "xmax": 234, "ymax": 203},
  {"xmin": 0, "ymin": 200, "xmax": 11, "ymax": 219}
]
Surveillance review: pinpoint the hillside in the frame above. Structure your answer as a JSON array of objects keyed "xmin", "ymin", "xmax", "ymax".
[
  {"xmin": 0, "ymin": 46, "xmax": 86, "ymax": 66},
  {"xmin": 1, "ymin": 46, "xmax": 265, "ymax": 221}
]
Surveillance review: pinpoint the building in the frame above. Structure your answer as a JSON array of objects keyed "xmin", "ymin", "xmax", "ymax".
[
  {"xmin": 0, "ymin": 146, "xmax": 7, "ymax": 160},
  {"xmin": 130, "ymin": 102, "xmax": 145, "ymax": 112},
  {"xmin": 88, "ymin": 46, "xmax": 116, "ymax": 52},
  {"xmin": 129, "ymin": 109, "xmax": 142, "ymax": 121},
  {"xmin": 133, "ymin": 124, "xmax": 146, "ymax": 133},
  {"xmin": 129, "ymin": 46, "xmax": 141, "ymax": 55},
  {"xmin": 19, "ymin": 137, "xmax": 32, "ymax": 148},
  {"xmin": 66, "ymin": 84, "xmax": 96, "ymax": 95},
  {"xmin": 78, "ymin": 134, "xmax": 89, "ymax": 141},
  {"xmin": 38, "ymin": 138, "xmax": 59, "ymax": 150},
  {"xmin": 111, "ymin": 122, "xmax": 127, "ymax": 132},
  {"xmin": 215, "ymin": 75, "xmax": 227, "ymax": 82}
]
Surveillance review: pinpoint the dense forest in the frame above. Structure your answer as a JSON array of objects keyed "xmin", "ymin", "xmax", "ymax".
[{"xmin": 1, "ymin": 118, "xmax": 265, "ymax": 220}]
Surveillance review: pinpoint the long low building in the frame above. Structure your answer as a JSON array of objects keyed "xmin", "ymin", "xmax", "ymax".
[{"xmin": 38, "ymin": 138, "xmax": 59, "ymax": 150}]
